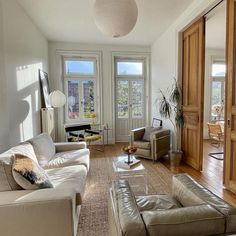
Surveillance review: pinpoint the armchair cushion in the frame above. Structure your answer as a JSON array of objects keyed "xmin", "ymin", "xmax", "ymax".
[
  {"xmin": 133, "ymin": 141, "xmax": 151, "ymax": 150},
  {"xmin": 142, "ymin": 127, "xmax": 162, "ymax": 141}
]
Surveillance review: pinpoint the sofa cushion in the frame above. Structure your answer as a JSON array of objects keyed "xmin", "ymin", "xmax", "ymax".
[
  {"xmin": 0, "ymin": 142, "xmax": 37, "ymax": 191},
  {"xmin": 44, "ymin": 148, "xmax": 90, "ymax": 170},
  {"xmin": 136, "ymin": 195, "xmax": 181, "ymax": 212},
  {"xmin": 12, "ymin": 154, "xmax": 53, "ymax": 190},
  {"xmin": 46, "ymin": 165, "xmax": 87, "ymax": 205},
  {"xmin": 28, "ymin": 133, "xmax": 55, "ymax": 167}
]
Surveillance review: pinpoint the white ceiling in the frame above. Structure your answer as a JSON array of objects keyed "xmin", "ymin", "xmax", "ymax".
[
  {"xmin": 17, "ymin": 0, "xmax": 193, "ymax": 46},
  {"xmin": 206, "ymin": 2, "xmax": 226, "ymax": 49}
]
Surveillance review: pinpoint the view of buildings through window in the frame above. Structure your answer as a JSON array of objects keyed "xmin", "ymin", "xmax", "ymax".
[{"xmin": 67, "ymin": 80, "xmax": 94, "ymax": 120}]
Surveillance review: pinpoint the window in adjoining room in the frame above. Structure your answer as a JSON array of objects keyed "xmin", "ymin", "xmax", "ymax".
[
  {"xmin": 211, "ymin": 60, "xmax": 225, "ymax": 121},
  {"xmin": 63, "ymin": 57, "xmax": 99, "ymax": 123}
]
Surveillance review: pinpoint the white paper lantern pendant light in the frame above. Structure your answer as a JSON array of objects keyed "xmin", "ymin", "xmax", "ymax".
[{"xmin": 94, "ymin": 0, "xmax": 138, "ymax": 38}]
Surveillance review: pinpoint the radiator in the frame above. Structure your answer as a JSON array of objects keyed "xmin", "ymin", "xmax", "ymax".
[{"xmin": 41, "ymin": 108, "xmax": 55, "ymax": 140}]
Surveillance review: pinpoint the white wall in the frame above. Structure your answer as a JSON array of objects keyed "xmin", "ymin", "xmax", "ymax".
[
  {"xmin": 49, "ymin": 42, "xmax": 150, "ymax": 142},
  {"xmin": 151, "ymin": 0, "xmax": 222, "ymax": 149},
  {"xmin": 0, "ymin": 0, "xmax": 48, "ymax": 151},
  {"xmin": 204, "ymin": 48, "xmax": 225, "ymax": 139},
  {"xmin": 0, "ymin": 0, "xmax": 9, "ymax": 151}
]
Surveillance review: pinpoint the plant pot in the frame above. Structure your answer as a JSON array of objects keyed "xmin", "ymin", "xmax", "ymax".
[{"xmin": 170, "ymin": 150, "xmax": 183, "ymax": 167}]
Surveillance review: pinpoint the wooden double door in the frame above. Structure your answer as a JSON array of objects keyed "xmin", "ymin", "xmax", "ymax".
[
  {"xmin": 182, "ymin": 18, "xmax": 205, "ymax": 171},
  {"xmin": 182, "ymin": 0, "xmax": 236, "ymax": 194}
]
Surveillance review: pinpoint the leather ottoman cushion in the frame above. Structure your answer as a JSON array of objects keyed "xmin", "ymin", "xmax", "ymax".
[
  {"xmin": 136, "ymin": 195, "xmax": 182, "ymax": 212},
  {"xmin": 173, "ymin": 173, "xmax": 236, "ymax": 233},
  {"xmin": 142, "ymin": 204, "xmax": 225, "ymax": 236}
]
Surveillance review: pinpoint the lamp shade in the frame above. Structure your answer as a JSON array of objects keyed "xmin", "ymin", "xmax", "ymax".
[
  {"xmin": 94, "ymin": 0, "xmax": 138, "ymax": 38},
  {"xmin": 49, "ymin": 90, "xmax": 66, "ymax": 108}
]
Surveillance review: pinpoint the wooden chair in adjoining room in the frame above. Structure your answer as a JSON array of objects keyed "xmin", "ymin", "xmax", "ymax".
[{"xmin": 207, "ymin": 122, "xmax": 224, "ymax": 160}]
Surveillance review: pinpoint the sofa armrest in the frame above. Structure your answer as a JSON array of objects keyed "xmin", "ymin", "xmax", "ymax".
[
  {"xmin": 54, "ymin": 141, "xmax": 87, "ymax": 153},
  {"xmin": 142, "ymin": 205, "xmax": 225, "ymax": 236},
  {"xmin": 130, "ymin": 128, "xmax": 145, "ymax": 144},
  {"xmin": 110, "ymin": 180, "xmax": 146, "ymax": 236},
  {"xmin": 0, "ymin": 189, "xmax": 78, "ymax": 236}
]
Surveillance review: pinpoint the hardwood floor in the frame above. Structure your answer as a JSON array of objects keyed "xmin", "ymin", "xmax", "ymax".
[{"xmin": 161, "ymin": 139, "xmax": 236, "ymax": 207}]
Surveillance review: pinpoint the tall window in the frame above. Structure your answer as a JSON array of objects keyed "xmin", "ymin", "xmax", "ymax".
[
  {"xmin": 116, "ymin": 60, "xmax": 145, "ymax": 119},
  {"xmin": 63, "ymin": 57, "xmax": 98, "ymax": 123},
  {"xmin": 211, "ymin": 60, "xmax": 225, "ymax": 120}
]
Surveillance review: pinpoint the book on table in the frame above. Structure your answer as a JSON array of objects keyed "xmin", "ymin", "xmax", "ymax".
[{"xmin": 116, "ymin": 158, "xmax": 141, "ymax": 169}]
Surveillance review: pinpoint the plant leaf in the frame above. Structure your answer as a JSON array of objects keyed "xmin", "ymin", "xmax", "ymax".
[
  {"xmin": 175, "ymin": 110, "xmax": 185, "ymax": 128},
  {"xmin": 159, "ymin": 91, "xmax": 172, "ymax": 118},
  {"xmin": 170, "ymin": 78, "xmax": 181, "ymax": 104}
]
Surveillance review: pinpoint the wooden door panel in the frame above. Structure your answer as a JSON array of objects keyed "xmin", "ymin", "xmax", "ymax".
[
  {"xmin": 225, "ymin": 0, "xmax": 236, "ymax": 194},
  {"xmin": 182, "ymin": 18, "xmax": 205, "ymax": 171}
]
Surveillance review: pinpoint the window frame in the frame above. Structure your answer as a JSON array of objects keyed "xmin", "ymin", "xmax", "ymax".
[
  {"xmin": 210, "ymin": 58, "xmax": 225, "ymax": 121},
  {"xmin": 115, "ymin": 58, "xmax": 145, "ymax": 78},
  {"xmin": 63, "ymin": 56, "xmax": 99, "ymax": 123},
  {"xmin": 64, "ymin": 57, "xmax": 97, "ymax": 78},
  {"xmin": 115, "ymin": 57, "xmax": 146, "ymax": 120},
  {"xmin": 211, "ymin": 60, "xmax": 226, "ymax": 77}
]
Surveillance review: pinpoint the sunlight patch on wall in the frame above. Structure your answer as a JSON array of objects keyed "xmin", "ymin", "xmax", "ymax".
[
  {"xmin": 35, "ymin": 89, "xmax": 39, "ymax": 111},
  {"xmin": 16, "ymin": 62, "xmax": 43, "ymax": 91},
  {"xmin": 20, "ymin": 95, "xmax": 33, "ymax": 141}
]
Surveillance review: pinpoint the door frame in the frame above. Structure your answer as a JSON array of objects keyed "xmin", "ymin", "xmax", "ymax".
[{"xmin": 111, "ymin": 52, "xmax": 151, "ymax": 143}]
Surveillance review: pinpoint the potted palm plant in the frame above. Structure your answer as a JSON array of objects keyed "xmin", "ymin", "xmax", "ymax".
[{"xmin": 158, "ymin": 78, "xmax": 185, "ymax": 166}]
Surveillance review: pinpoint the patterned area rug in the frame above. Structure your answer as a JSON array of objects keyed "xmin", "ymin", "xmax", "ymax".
[{"xmin": 77, "ymin": 145, "xmax": 173, "ymax": 236}]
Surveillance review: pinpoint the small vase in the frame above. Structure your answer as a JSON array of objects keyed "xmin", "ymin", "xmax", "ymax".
[{"xmin": 125, "ymin": 153, "xmax": 133, "ymax": 164}]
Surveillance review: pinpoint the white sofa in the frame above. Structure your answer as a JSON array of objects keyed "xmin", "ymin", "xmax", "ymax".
[{"xmin": 0, "ymin": 133, "xmax": 90, "ymax": 236}]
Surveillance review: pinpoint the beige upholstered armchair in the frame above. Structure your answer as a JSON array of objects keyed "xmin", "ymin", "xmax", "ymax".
[{"xmin": 130, "ymin": 121, "xmax": 170, "ymax": 161}]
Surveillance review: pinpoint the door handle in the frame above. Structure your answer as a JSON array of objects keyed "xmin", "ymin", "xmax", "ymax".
[{"xmin": 227, "ymin": 119, "xmax": 231, "ymax": 128}]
